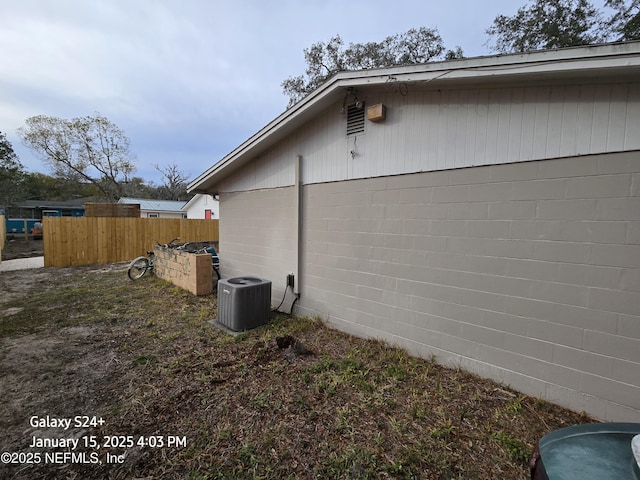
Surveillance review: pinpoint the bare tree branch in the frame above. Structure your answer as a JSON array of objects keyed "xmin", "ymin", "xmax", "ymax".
[{"xmin": 18, "ymin": 113, "xmax": 135, "ymax": 201}]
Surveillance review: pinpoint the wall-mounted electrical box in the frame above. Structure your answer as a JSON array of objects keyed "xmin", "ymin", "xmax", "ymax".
[{"xmin": 367, "ymin": 103, "xmax": 386, "ymax": 122}]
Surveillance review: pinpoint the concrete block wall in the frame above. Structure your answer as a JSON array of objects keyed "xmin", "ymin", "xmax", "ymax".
[
  {"xmin": 219, "ymin": 188, "xmax": 298, "ymax": 306},
  {"xmin": 219, "ymin": 151, "xmax": 639, "ymax": 421},
  {"xmin": 299, "ymin": 151, "xmax": 640, "ymax": 422},
  {"xmin": 153, "ymin": 246, "xmax": 213, "ymax": 296}
]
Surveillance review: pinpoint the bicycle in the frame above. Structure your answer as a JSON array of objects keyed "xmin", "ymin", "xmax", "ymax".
[
  {"xmin": 179, "ymin": 242, "xmax": 221, "ymax": 280},
  {"xmin": 207, "ymin": 245, "xmax": 221, "ymax": 280},
  {"xmin": 127, "ymin": 237, "xmax": 180, "ymax": 280}
]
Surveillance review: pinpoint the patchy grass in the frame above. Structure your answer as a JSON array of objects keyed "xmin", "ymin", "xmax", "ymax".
[{"xmin": 0, "ymin": 265, "xmax": 592, "ymax": 479}]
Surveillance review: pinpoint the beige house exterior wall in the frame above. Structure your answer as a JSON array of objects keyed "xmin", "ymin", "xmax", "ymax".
[
  {"xmin": 220, "ymin": 187, "xmax": 298, "ymax": 288},
  {"xmin": 219, "ymin": 81, "xmax": 640, "ymax": 193},
  {"xmin": 219, "ymin": 151, "xmax": 640, "ymax": 421}
]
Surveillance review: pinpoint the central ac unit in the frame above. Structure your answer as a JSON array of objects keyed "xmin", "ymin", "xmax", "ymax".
[{"xmin": 217, "ymin": 276, "xmax": 271, "ymax": 331}]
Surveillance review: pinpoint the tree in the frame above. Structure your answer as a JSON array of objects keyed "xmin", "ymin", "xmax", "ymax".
[
  {"xmin": 602, "ymin": 0, "xmax": 640, "ymax": 40},
  {"xmin": 0, "ymin": 131, "xmax": 27, "ymax": 210},
  {"xmin": 155, "ymin": 163, "xmax": 190, "ymax": 201},
  {"xmin": 486, "ymin": 0, "xmax": 604, "ymax": 53},
  {"xmin": 120, "ymin": 176, "xmax": 162, "ymax": 199},
  {"xmin": 18, "ymin": 113, "xmax": 135, "ymax": 201},
  {"xmin": 486, "ymin": 0, "xmax": 640, "ymax": 53},
  {"xmin": 282, "ymin": 27, "xmax": 463, "ymax": 106},
  {"xmin": 22, "ymin": 172, "xmax": 101, "ymax": 202}
]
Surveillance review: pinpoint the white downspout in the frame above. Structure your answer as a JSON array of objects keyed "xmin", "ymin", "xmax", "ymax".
[{"xmin": 294, "ymin": 155, "xmax": 302, "ymax": 296}]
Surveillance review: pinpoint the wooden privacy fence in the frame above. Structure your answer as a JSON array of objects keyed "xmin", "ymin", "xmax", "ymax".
[{"xmin": 43, "ymin": 217, "xmax": 219, "ymax": 267}]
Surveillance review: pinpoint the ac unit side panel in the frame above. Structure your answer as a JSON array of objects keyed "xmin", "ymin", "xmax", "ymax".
[{"xmin": 217, "ymin": 277, "xmax": 272, "ymax": 331}]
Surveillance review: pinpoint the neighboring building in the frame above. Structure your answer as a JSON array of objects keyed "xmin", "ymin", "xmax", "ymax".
[
  {"xmin": 189, "ymin": 42, "xmax": 640, "ymax": 422},
  {"xmin": 182, "ymin": 193, "xmax": 219, "ymax": 219},
  {"xmin": 118, "ymin": 197, "xmax": 187, "ymax": 218},
  {"xmin": 5, "ymin": 199, "xmax": 87, "ymax": 234},
  {"xmin": 9, "ymin": 199, "xmax": 87, "ymax": 219}
]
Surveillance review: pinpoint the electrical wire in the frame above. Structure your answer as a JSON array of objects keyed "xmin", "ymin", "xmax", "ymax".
[
  {"xmin": 288, "ymin": 294, "xmax": 299, "ymax": 315},
  {"xmin": 271, "ymin": 282, "xmax": 300, "ymax": 315},
  {"xmin": 272, "ymin": 284, "xmax": 289, "ymax": 313}
]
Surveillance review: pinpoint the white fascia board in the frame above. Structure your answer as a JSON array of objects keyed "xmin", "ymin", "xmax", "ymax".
[
  {"xmin": 332, "ymin": 42, "xmax": 640, "ymax": 86},
  {"xmin": 181, "ymin": 194, "xmax": 200, "ymax": 211}
]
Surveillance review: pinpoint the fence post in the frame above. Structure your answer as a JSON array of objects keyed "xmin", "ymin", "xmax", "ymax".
[{"xmin": 0, "ymin": 215, "xmax": 5, "ymax": 263}]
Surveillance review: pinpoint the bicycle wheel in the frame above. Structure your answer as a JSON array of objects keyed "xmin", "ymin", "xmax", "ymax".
[{"xmin": 128, "ymin": 257, "xmax": 150, "ymax": 280}]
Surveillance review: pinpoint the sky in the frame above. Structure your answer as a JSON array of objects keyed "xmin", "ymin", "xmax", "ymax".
[{"xmin": 0, "ymin": 0, "xmax": 596, "ymax": 186}]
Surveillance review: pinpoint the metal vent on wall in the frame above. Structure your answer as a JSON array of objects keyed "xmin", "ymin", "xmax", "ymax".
[{"xmin": 346, "ymin": 103, "xmax": 365, "ymax": 135}]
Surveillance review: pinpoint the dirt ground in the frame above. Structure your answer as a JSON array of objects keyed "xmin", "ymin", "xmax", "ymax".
[
  {"xmin": 0, "ymin": 263, "xmax": 130, "ymax": 479},
  {"xmin": 1, "ymin": 237, "xmax": 44, "ymax": 260}
]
